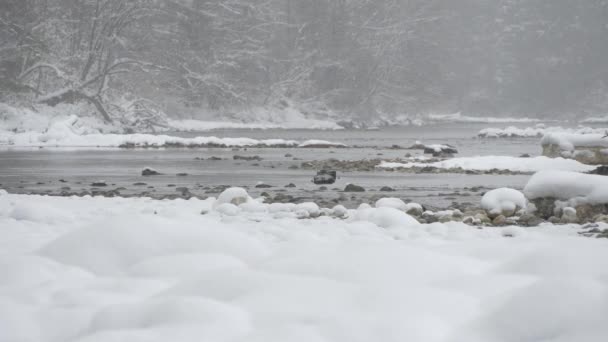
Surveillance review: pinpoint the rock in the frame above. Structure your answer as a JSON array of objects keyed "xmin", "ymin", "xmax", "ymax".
[
  {"xmin": 59, "ymin": 179, "xmax": 68, "ymax": 183},
  {"xmin": 288, "ymin": 165, "xmax": 299, "ymax": 169},
  {"xmin": 234, "ymin": 155, "xmax": 263, "ymax": 161},
  {"xmin": 589, "ymin": 165, "xmax": 608, "ymax": 175},
  {"xmin": 313, "ymin": 170, "xmax": 337, "ymax": 185},
  {"xmin": 575, "ymin": 203, "xmax": 608, "ymax": 223},
  {"xmin": 518, "ymin": 213, "xmax": 543, "ymax": 227},
  {"xmin": 561, "ymin": 207, "xmax": 578, "ymax": 223},
  {"xmin": 319, "ymin": 186, "xmax": 328, "ymax": 191},
  {"xmin": 255, "ymin": 184, "xmax": 273, "ymax": 188},
  {"xmin": 530, "ymin": 198, "xmax": 557, "ymax": 219},
  {"xmin": 91, "ymin": 181, "xmax": 107, "ymax": 187},
  {"xmin": 133, "ymin": 182, "xmax": 147, "ymax": 186},
  {"xmin": 142, "ymin": 168, "xmax": 161, "ymax": 176},
  {"xmin": 492, "ymin": 215, "xmax": 507, "ymax": 226},
  {"xmin": 463, "ymin": 216, "xmax": 481, "ymax": 226},
  {"xmin": 285, "ymin": 183, "xmax": 296, "ymax": 188},
  {"xmin": 344, "ymin": 184, "xmax": 365, "ymax": 192},
  {"xmin": 549, "ymin": 216, "xmax": 561, "ymax": 224},
  {"xmin": 207, "ymin": 156, "xmax": 223, "ymax": 161},
  {"xmin": 175, "ymin": 187, "xmax": 191, "ymax": 197},
  {"xmin": 380, "ymin": 186, "xmax": 395, "ymax": 192},
  {"xmin": 176, "ymin": 173, "xmax": 189, "ymax": 177},
  {"xmin": 519, "ymin": 153, "xmax": 531, "ymax": 158},
  {"xmin": 593, "ymin": 214, "xmax": 608, "ymax": 223},
  {"xmin": 474, "ymin": 213, "xmax": 491, "ymax": 224},
  {"xmin": 285, "ymin": 153, "xmax": 293, "ymax": 158}
]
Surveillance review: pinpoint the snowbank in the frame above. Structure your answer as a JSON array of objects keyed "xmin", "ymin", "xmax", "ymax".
[
  {"xmin": 541, "ymin": 132, "xmax": 608, "ymax": 151},
  {"xmin": 524, "ymin": 171, "xmax": 608, "ymax": 205},
  {"xmin": 0, "ymin": 116, "xmax": 347, "ymax": 148},
  {"xmin": 425, "ymin": 112, "xmax": 541, "ymax": 124},
  {"xmin": 1, "ymin": 192, "xmax": 607, "ymax": 342},
  {"xmin": 379, "ymin": 156, "xmax": 595, "ymax": 173},
  {"xmin": 481, "ymin": 188, "xmax": 527, "ymax": 217},
  {"xmin": 478, "ymin": 125, "xmax": 605, "ymax": 138}
]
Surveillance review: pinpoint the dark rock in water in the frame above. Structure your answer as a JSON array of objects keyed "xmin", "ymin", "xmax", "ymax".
[
  {"xmin": 288, "ymin": 165, "xmax": 299, "ymax": 170},
  {"xmin": 234, "ymin": 155, "xmax": 263, "ymax": 161},
  {"xmin": 285, "ymin": 183, "xmax": 296, "ymax": 188},
  {"xmin": 285, "ymin": 153, "xmax": 293, "ymax": 158},
  {"xmin": 133, "ymin": 182, "xmax": 147, "ymax": 186},
  {"xmin": 344, "ymin": 184, "xmax": 365, "ymax": 192},
  {"xmin": 91, "ymin": 181, "xmax": 107, "ymax": 187},
  {"xmin": 313, "ymin": 170, "xmax": 337, "ymax": 184},
  {"xmin": 207, "ymin": 156, "xmax": 223, "ymax": 161},
  {"xmin": 520, "ymin": 153, "xmax": 531, "ymax": 158},
  {"xmin": 142, "ymin": 168, "xmax": 161, "ymax": 176},
  {"xmin": 167, "ymin": 184, "xmax": 176, "ymax": 187},
  {"xmin": 255, "ymin": 184, "xmax": 273, "ymax": 188},
  {"xmin": 319, "ymin": 186, "xmax": 328, "ymax": 191},
  {"xmin": 59, "ymin": 179, "xmax": 68, "ymax": 183},
  {"xmin": 380, "ymin": 186, "xmax": 395, "ymax": 192},
  {"xmin": 176, "ymin": 173, "xmax": 189, "ymax": 177},
  {"xmin": 589, "ymin": 165, "xmax": 608, "ymax": 176}
]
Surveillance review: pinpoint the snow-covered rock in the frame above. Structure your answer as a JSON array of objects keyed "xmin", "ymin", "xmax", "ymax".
[
  {"xmin": 481, "ymin": 188, "xmax": 527, "ymax": 218},
  {"xmin": 352, "ymin": 206, "xmax": 419, "ymax": 228},
  {"xmin": 375, "ymin": 198, "xmax": 407, "ymax": 211},
  {"xmin": 524, "ymin": 171, "xmax": 608, "ymax": 205},
  {"xmin": 214, "ymin": 187, "xmax": 251, "ymax": 208},
  {"xmin": 542, "ymin": 132, "xmax": 608, "ymax": 164}
]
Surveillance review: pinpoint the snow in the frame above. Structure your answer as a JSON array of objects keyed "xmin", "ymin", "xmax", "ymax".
[
  {"xmin": 425, "ymin": 112, "xmax": 542, "ymax": 124},
  {"xmin": 478, "ymin": 125, "xmax": 606, "ymax": 138},
  {"xmin": 168, "ymin": 115, "xmax": 343, "ymax": 131},
  {"xmin": 481, "ymin": 188, "xmax": 527, "ymax": 217},
  {"xmin": 541, "ymin": 132, "xmax": 608, "ymax": 151},
  {"xmin": 379, "ymin": 156, "xmax": 595, "ymax": 173},
  {"xmin": 375, "ymin": 197, "xmax": 408, "ymax": 211},
  {"xmin": 1, "ymin": 192, "xmax": 608, "ymax": 342},
  {"xmin": 524, "ymin": 170, "xmax": 608, "ymax": 205},
  {"xmin": 298, "ymin": 140, "xmax": 348, "ymax": 148},
  {"xmin": 0, "ymin": 117, "xmax": 348, "ymax": 148}
]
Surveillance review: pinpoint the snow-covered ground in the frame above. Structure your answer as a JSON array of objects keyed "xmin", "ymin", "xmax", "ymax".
[
  {"xmin": 478, "ymin": 125, "xmax": 606, "ymax": 138},
  {"xmin": 0, "ymin": 112, "xmax": 347, "ymax": 148},
  {"xmin": 379, "ymin": 156, "xmax": 596, "ymax": 173},
  {"xmin": 425, "ymin": 112, "xmax": 542, "ymax": 124},
  {"xmin": 1, "ymin": 190, "xmax": 608, "ymax": 342}
]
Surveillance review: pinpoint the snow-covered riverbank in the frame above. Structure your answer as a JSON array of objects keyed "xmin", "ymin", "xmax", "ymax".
[{"xmin": 1, "ymin": 191, "xmax": 607, "ymax": 342}]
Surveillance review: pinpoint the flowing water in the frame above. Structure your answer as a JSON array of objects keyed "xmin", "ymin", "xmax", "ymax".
[{"xmin": 0, "ymin": 123, "xmax": 547, "ymax": 209}]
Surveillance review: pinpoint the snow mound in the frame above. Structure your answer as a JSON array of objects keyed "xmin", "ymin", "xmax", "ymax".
[
  {"xmin": 352, "ymin": 206, "xmax": 419, "ymax": 228},
  {"xmin": 481, "ymin": 188, "xmax": 527, "ymax": 217},
  {"xmin": 215, "ymin": 187, "xmax": 252, "ymax": 208},
  {"xmin": 375, "ymin": 198, "xmax": 407, "ymax": 211},
  {"xmin": 379, "ymin": 156, "xmax": 595, "ymax": 173},
  {"xmin": 524, "ymin": 171, "xmax": 608, "ymax": 205}
]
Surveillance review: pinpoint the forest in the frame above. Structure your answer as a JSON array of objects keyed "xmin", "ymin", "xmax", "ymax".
[{"xmin": 2, "ymin": 0, "xmax": 608, "ymax": 126}]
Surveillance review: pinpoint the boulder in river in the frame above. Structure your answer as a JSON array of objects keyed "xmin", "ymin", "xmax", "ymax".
[
  {"xmin": 344, "ymin": 184, "xmax": 365, "ymax": 192},
  {"xmin": 142, "ymin": 168, "xmax": 161, "ymax": 176},
  {"xmin": 589, "ymin": 165, "xmax": 608, "ymax": 176},
  {"xmin": 313, "ymin": 170, "xmax": 337, "ymax": 185}
]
